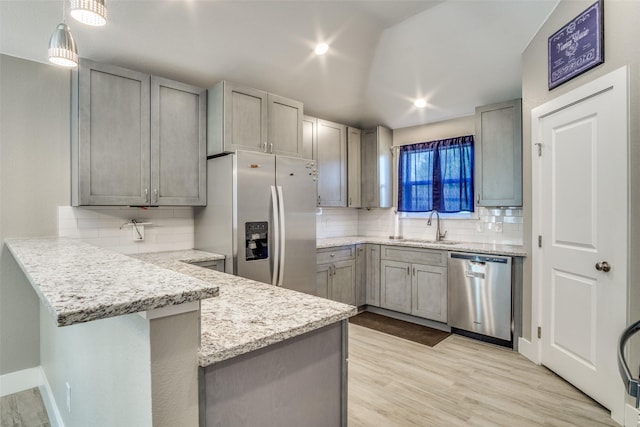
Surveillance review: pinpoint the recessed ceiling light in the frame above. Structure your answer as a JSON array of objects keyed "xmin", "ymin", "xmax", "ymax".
[
  {"xmin": 315, "ymin": 43, "xmax": 329, "ymax": 55},
  {"xmin": 414, "ymin": 99, "xmax": 427, "ymax": 108}
]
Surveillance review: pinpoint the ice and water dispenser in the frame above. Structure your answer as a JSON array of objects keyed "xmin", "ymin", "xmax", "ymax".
[{"xmin": 245, "ymin": 222, "xmax": 268, "ymax": 261}]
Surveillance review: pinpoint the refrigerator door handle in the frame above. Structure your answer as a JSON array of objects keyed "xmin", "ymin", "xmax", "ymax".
[
  {"xmin": 276, "ymin": 185, "xmax": 286, "ymax": 287},
  {"xmin": 270, "ymin": 185, "xmax": 280, "ymax": 286}
]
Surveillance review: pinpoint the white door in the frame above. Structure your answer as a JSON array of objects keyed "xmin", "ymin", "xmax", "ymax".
[{"xmin": 534, "ymin": 67, "xmax": 628, "ymax": 423}]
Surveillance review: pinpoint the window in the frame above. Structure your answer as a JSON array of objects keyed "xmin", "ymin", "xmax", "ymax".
[{"xmin": 398, "ymin": 135, "xmax": 474, "ymax": 213}]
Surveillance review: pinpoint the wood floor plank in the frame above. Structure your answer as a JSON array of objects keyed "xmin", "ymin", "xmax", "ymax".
[
  {"xmin": 0, "ymin": 387, "xmax": 50, "ymax": 427},
  {"xmin": 348, "ymin": 324, "xmax": 618, "ymax": 427}
]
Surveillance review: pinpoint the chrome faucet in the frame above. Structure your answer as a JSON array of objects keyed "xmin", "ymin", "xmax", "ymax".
[{"xmin": 427, "ymin": 210, "xmax": 447, "ymax": 242}]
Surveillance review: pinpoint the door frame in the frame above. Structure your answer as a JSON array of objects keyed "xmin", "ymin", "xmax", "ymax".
[{"xmin": 528, "ymin": 66, "xmax": 629, "ymax": 419}]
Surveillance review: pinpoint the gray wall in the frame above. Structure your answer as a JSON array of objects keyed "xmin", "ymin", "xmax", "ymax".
[
  {"xmin": 0, "ymin": 54, "xmax": 71, "ymax": 375},
  {"xmin": 521, "ymin": 0, "xmax": 640, "ymax": 343}
]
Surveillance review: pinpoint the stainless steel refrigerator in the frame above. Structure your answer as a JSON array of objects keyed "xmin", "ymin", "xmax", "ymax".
[{"xmin": 194, "ymin": 151, "xmax": 317, "ymax": 295}]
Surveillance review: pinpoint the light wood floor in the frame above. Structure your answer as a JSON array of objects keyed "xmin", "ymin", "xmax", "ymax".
[
  {"xmin": 348, "ymin": 323, "xmax": 619, "ymax": 427},
  {"xmin": 0, "ymin": 388, "xmax": 50, "ymax": 427}
]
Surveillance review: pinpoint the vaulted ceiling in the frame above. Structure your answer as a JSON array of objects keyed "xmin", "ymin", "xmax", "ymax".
[{"xmin": 0, "ymin": 0, "xmax": 558, "ymax": 129}]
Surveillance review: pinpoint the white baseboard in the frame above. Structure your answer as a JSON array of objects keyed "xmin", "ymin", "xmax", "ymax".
[
  {"xmin": 625, "ymin": 403, "xmax": 640, "ymax": 427},
  {"xmin": 0, "ymin": 366, "xmax": 42, "ymax": 396},
  {"xmin": 518, "ymin": 336, "xmax": 540, "ymax": 364},
  {"xmin": 0, "ymin": 366, "xmax": 65, "ymax": 427},
  {"xmin": 38, "ymin": 367, "xmax": 65, "ymax": 427}
]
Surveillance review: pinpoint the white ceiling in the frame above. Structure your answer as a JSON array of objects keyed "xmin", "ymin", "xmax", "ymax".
[{"xmin": 0, "ymin": 0, "xmax": 558, "ymax": 129}]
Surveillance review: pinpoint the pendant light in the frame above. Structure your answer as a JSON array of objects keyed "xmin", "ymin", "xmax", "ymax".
[
  {"xmin": 70, "ymin": 0, "xmax": 107, "ymax": 27},
  {"xmin": 48, "ymin": 2, "xmax": 78, "ymax": 68}
]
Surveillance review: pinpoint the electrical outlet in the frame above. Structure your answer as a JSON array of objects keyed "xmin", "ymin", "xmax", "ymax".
[
  {"xmin": 66, "ymin": 382, "xmax": 71, "ymax": 413},
  {"xmin": 132, "ymin": 224, "xmax": 145, "ymax": 241}
]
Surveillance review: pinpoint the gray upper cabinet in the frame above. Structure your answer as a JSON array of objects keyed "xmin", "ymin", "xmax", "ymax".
[
  {"xmin": 302, "ymin": 115, "xmax": 317, "ymax": 160},
  {"xmin": 362, "ymin": 126, "xmax": 393, "ymax": 208},
  {"xmin": 151, "ymin": 77, "xmax": 206, "ymax": 206},
  {"xmin": 475, "ymin": 98, "xmax": 522, "ymax": 207},
  {"xmin": 347, "ymin": 127, "xmax": 362, "ymax": 208},
  {"xmin": 268, "ymin": 93, "xmax": 303, "ymax": 157},
  {"xmin": 72, "ymin": 59, "xmax": 206, "ymax": 206},
  {"xmin": 208, "ymin": 81, "xmax": 303, "ymax": 157},
  {"xmin": 316, "ymin": 119, "xmax": 347, "ymax": 207},
  {"xmin": 73, "ymin": 60, "xmax": 150, "ymax": 206}
]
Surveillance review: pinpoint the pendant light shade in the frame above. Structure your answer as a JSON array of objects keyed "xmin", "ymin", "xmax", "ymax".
[
  {"xmin": 48, "ymin": 23, "xmax": 78, "ymax": 68},
  {"xmin": 70, "ymin": 0, "xmax": 107, "ymax": 26}
]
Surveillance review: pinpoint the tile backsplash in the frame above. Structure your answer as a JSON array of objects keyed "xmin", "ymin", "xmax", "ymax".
[
  {"xmin": 58, "ymin": 206, "xmax": 194, "ymax": 254},
  {"xmin": 318, "ymin": 207, "xmax": 523, "ymax": 245}
]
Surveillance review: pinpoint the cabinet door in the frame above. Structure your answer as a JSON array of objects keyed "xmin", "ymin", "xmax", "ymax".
[
  {"xmin": 316, "ymin": 263, "xmax": 331, "ymax": 299},
  {"xmin": 75, "ymin": 59, "xmax": 150, "ymax": 206},
  {"xmin": 223, "ymin": 82, "xmax": 268, "ymax": 153},
  {"xmin": 268, "ymin": 94, "xmax": 303, "ymax": 157},
  {"xmin": 361, "ymin": 126, "xmax": 392, "ymax": 208},
  {"xmin": 347, "ymin": 127, "xmax": 362, "ymax": 208},
  {"xmin": 151, "ymin": 77, "xmax": 206, "ymax": 206},
  {"xmin": 365, "ymin": 244, "xmax": 381, "ymax": 306},
  {"xmin": 380, "ymin": 260, "xmax": 411, "ymax": 314},
  {"xmin": 475, "ymin": 98, "xmax": 522, "ymax": 207},
  {"xmin": 302, "ymin": 115, "xmax": 317, "ymax": 160},
  {"xmin": 355, "ymin": 245, "xmax": 366, "ymax": 306},
  {"xmin": 411, "ymin": 264, "xmax": 448, "ymax": 322},
  {"xmin": 330, "ymin": 260, "xmax": 356, "ymax": 306},
  {"xmin": 316, "ymin": 120, "xmax": 347, "ymax": 207}
]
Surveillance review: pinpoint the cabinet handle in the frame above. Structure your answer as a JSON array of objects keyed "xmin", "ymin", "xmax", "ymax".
[
  {"xmin": 263, "ymin": 142, "xmax": 268, "ymax": 152},
  {"xmin": 413, "ymin": 266, "xmax": 416, "ymax": 276},
  {"xmin": 317, "ymin": 195, "xmax": 321, "ymax": 205},
  {"xmin": 477, "ymin": 193, "xmax": 480, "ymax": 205},
  {"xmin": 349, "ymin": 197, "xmax": 352, "ymax": 206},
  {"xmin": 270, "ymin": 143, "xmax": 274, "ymax": 153},
  {"xmin": 154, "ymin": 189, "xmax": 158, "ymax": 203},
  {"xmin": 407, "ymin": 266, "xmax": 410, "ymax": 275},
  {"xmin": 144, "ymin": 188, "xmax": 149, "ymax": 203}
]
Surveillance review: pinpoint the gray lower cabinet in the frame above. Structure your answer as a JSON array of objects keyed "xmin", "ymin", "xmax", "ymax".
[
  {"xmin": 316, "ymin": 119, "xmax": 347, "ymax": 207},
  {"xmin": 355, "ymin": 245, "xmax": 366, "ymax": 306},
  {"xmin": 380, "ymin": 260, "xmax": 412, "ymax": 313},
  {"xmin": 364, "ymin": 244, "xmax": 381, "ymax": 306},
  {"xmin": 72, "ymin": 59, "xmax": 206, "ymax": 206},
  {"xmin": 316, "ymin": 246, "xmax": 356, "ymax": 305},
  {"xmin": 379, "ymin": 245, "xmax": 448, "ymax": 322},
  {"xmin": 411, "ymin": 263, "xmax": 447, "ymax": 322},
  {"xmin": 207, "ymin": 81, "xmax": 303, "ymax": 157},
  {"xmin": 475, "ymin": 98, "xmax": 522, "ymax": 207}
]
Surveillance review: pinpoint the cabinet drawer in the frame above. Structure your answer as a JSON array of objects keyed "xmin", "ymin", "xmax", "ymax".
[
  {"xmin": 317, "ymin": 246, "xmax": 355, "ymax": 264},
  {"xmin": 381, "ymin": 245, "xmax": 447, "ymax": 267}
]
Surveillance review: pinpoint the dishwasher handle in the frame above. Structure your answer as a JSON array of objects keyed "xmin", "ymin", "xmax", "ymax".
[{"xmin": 450, "ymin": 252, "xmax": 509, "ymax": 264}]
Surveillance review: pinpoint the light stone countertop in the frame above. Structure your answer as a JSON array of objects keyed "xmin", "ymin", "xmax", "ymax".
[
  {"xmin": 5, "ymin": 238, "xmax": 220, "ymax": 327},
  {"xmin": 132, "ymin": 250, "xmax": 357, "ymax": 367},
  {"xmin": 317, "ymin": 236, "xmax": 527, "ymax": 257}
]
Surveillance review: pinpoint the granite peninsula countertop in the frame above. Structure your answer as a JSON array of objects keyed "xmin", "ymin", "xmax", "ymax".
[
  {"xmin": 132, "ymin": 250, "xmax": 357, "ymax": 367},
  {"xmin": 317, "ymin": 236, "xmax": 527, "ymax": 257},
  {"xmin": 5, "ymin": 238, "xmax": 220, "ymax": 327}
]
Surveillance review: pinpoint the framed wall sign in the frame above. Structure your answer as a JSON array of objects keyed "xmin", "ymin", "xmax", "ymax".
[{"xmin": 548, "ymin": 0, "xmax": 604, "ymax": 90}]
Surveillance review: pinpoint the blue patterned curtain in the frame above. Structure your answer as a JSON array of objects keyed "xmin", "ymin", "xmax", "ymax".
[{"xmin": 398, "ymin": 135, "xmax": 474, "ymax": 213}]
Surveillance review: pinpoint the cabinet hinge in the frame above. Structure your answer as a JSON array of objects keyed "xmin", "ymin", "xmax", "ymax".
[
  {"xmin": 538, "ymin": 235, "xmax": 542, "ymax": 248},
  {"xmin": 535, "ymin": 143, "xmax": 542, "ymax": 157},
  {"xmin": 537, "ymin": 326, "xmax": 542, "ymax": 339}
]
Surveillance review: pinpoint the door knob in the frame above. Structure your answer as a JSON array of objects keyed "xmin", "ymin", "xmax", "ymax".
[{"xmin": 595, "ymin": 261, "xmax": 611, "ymax": 272}]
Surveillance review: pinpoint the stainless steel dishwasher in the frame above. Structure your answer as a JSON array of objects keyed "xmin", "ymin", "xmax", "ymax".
[{"xmin": 448, "ymin": 252, "xmax": 512, "ymax": 343}]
